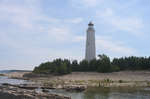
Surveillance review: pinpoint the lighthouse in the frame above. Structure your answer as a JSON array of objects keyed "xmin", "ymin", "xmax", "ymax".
[{"xmin": 85, "ymin": 22, "xmax": 96, "ymax": 62}]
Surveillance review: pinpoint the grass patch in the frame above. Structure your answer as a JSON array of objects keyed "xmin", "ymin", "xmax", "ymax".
[{"xmin": 98, "ymin": 79, "xmax": 113, "ymax": 87}]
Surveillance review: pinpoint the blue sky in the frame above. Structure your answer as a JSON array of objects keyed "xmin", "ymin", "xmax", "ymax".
[{"xmin": 0, "ymin": 0, "xmax": 150, "ymax": 70}]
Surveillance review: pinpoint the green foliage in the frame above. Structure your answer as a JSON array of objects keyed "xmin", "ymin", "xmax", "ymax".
[
  {"xmin": 33, "ymin": 54, "xmax": 150, "ymax": 75},
  {"xmin": 112, "ymin": 56, "xmax": 150, "ymax": 70},
  {"xmin": 89, "ymin": 59, "xmax": 98, "ymax": 71},
  {"xmin": 33, "ymin": 59, "xmax": 71, "ymax": 75},
  {"xmin": 97, "ymin": 54, "xmax": 111, "ymax": 73},
  {"xmin": 111, "ymin": 65, "xmax": 120, "ymax": 72},
  {"xmin": 79, "ymin": 60, "xmax": 89, "ymax": 71},
  {"xmin": 33, "ymin": 62, "xmax": 52, "ymax": 74},
  {"xmin": 71, "ymin": 60, "xmax": 79, "ymax": 71},
  {"xmin": 104, "ymin": 79, "xmax": 113, "ymax": 83}
]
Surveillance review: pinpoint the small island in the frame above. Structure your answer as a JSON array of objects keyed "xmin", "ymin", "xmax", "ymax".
[{"xmin": 2, "ymin": 54, "xmax": 150, "ymax": 99}]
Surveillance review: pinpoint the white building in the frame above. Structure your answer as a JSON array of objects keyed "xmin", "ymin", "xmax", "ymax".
[{"xmin": 85, "ymin": 22, "xmax": 96, "ymax": 62}]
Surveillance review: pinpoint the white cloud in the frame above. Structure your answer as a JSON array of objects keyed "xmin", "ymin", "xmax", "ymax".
[
  {"xmin": 81, "ymin": 0, "xmax": 99, "ymax": 7},
  {"xmin": 72, "ymin": 36, "xmax": 85, "ymax": 42},
  {"xmin": 65, "ymin": 18, "xmax": 83, "ymax": 24},
  {"xmin": 96, "ymin": 8, "xmax": 144, "ymax": 35},
  {"xmin": 71, "ymin": 0, "xmax": 104, "ymax": 7},
  {"xmin": 0, "ymin": 0, "xmax": 39, "ymax": 29},
  {"xmin": 96, "ymin": 36, "xmax": 137, "ymax": 56},
  {"xmin": 0, "ymin": 0, "xmax": 83, "ymax": 43},
  {"xmin": 47, "ymin": 27, "xmax": 72, "ymax": 42},
  {"xmin": 0, "ymin": 0, "xmax": 74, "ymax": 31},
  {"xmin": 72, "ymin": 35, "xmax": 137, "ymax": 56}
]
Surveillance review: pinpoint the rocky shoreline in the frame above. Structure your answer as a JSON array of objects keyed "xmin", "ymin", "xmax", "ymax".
[
  {"xmin": 4, "ymin": 71, "xmax": 150, "ymax": 88},
  {"xmin": 21, "ymin": 71, "xmax": 150, "ymax": 89},
  {"xmin": 2, "ymin": 71, "xmax": 150, "ymax": 99},
  {"xmin": 0, "ymin": 83, "xmax": 71, "ymax": 99}
]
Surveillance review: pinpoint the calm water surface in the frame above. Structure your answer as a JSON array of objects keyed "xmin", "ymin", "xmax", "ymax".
[
  {"xmin": 0, "ymin": 76, "xmax": 30, "ymax": 85},
  {"xmin": 49, "ymin": 87, "xmax": 150, "ymax": 99}
]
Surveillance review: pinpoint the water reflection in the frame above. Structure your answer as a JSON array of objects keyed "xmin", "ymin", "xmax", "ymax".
[
  {"xmin": 83, "ymin": 87, "xmax": 110, "ymax": 99},
  {"xmin": 49, "ymin": 87, "xmax": 150, "ymax": 99},
  {"xmin": 83, "ymin": 87, "xmax": 150, "ymax": 99}
]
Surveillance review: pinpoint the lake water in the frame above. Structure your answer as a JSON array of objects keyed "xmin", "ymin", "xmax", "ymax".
[
  {"xmin": 49, "ymin": 87, "xmax": 150, "ymax": 99},
  {"xmin": 0, "ymin": 76, "xmax": 30, "ymax": 85},
  {"xmin": 0, "ymin": 76, "xmax": 150, "ymax": 99}
]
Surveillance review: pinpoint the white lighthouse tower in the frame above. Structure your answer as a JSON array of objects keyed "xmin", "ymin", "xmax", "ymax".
[{"xmin": 85, "ymin": 22, "xmax": 96, "ymax": 62}]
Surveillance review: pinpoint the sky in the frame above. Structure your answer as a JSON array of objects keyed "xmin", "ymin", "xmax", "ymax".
[{"xmin": 0, "ymin": 0, "xmax": 150, "ymax": 70}]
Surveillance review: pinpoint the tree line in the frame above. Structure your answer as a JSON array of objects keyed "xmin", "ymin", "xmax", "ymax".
[
  {"xmin": 112, "ymin": 56, "xmax": 150, "ymax": 70},
  {"xmin": 33, "ymin": 54, "xmax": 150, "ymax": 75}
]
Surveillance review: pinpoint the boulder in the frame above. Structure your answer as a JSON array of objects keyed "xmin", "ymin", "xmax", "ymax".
[{"xmin": 0, "ymin": 84, "xmax": 71, "ymax": 99}]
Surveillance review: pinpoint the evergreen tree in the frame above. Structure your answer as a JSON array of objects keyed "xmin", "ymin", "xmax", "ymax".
[{"xmin": 97, "ymin": 54, "xmax": 111, "ymax": 73}]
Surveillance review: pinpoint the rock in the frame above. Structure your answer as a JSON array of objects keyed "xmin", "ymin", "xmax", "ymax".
[
  {"xmin": 0, "ymin": 92, "xmax": 34, "ymax": 99},
  {"xmin": 2, "ymin": 83, "xmax": 12, "ymax": 86},
  {"xmin": 64, "ymin": 85, "xmax": 87, "ymax": 92},
  {"xmin": 41, "ymin": 86, "xmax": 55, "ymax": 89},
  {"xmin": 0, "ymin": 84, "xmax": 71, "ymax": 99},
  {"xmin": 42, "ymin": 89, "xmax": 49, "ymax": 93},
  {"xmin": 0, "ymin": 74, "xmax": 5, "ymax": 76},
  {"xmin": 18, "ymin": 86, "xmax": 37, "ymax": 90}
]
